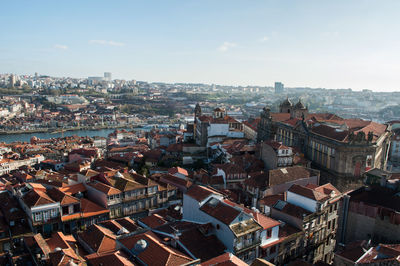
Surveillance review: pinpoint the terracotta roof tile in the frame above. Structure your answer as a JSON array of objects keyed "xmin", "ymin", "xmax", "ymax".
[
  {"xmin": 270, "ymin": 113, "xmax": 291, "ymax": 122},
  {"xmin": 59, "ymin": 183, "xmax": 87, "ymax": 195},
  {"xmin": 139, "ymin": 214, "xmax": 168, "ymax": 229},
  {"xmin": 200, "ymin": 252, "xmax": 247, "ymax": 266},
  {"xmin": 200, "ymin": 198, "xmax": 240, "ymax": 225},
  {"xmin": 288, "ymin": 184, "xmax": 329, "ymax": 201},
  {"xmin": 47, "ymin": 187, "xmax": 80, "ymax": 206},
  {"xmin": 78, "ymin": 224, "xmax": 116, "ymax": 254},
  {"xmin": 87, "ymin": 181, "xmax": 121, "ymax": 195},
  {"xmin": 178, "ymin": 225, "xmax": 227, "ymax": 261},
  {"xmin": 46, "ymin": 231, "xmax": 74, "ymax": 251},
  {"xmin": 22, "ymin": 189, "xmax": 56, "ymax": 208},
  {"xmin": 273, "ymin": 199, "xmax": 312, "ymax": 219},
  {"xmin": 119, "ymin": 231, "xmax": 193, "ymax": 266},
  {"xmin": 185, "ymin": 185, "xmax": 222, "ymax": 202},
  {"xmin": 80, "ymin": 198, "xmax": 109, "ymax": 218},
  {"xmin": 168, "ymin": 167, "xmax": 189, "ymax": 177},
  {"xmin": 85, "ymin": 250, "xmax": 135, "ymax": 266}
]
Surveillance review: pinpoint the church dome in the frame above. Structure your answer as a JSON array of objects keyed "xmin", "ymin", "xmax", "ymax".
[
  {"xmin": 280, "ymin": 98, "xmax": 293, "ymax": 107},
  {"xmin": 295, "ymin": 99, "xmax": 306, "ymax": 109}
]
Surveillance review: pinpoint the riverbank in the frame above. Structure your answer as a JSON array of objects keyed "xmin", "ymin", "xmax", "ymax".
[
  {"xmin": 0, "ymin": 124, "xmax": 140, "ymax": 135},
  {"xmin": 0, "ymin": 128, "xmax": 132, "ymax": 143}
]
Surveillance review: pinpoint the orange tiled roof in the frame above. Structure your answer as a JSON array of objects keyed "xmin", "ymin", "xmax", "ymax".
[
  {"xmin": 81, "ymin": 198, "xmax": 109, "ymax": 218},
  {"xmin": 120, "ymin": 231, "xmax": 193, "ymax": 266},
  {"xmin": 59, "ymin": 183, "xmax": 87, "ymax": 195},
  {"xmin": 88, "ymin": 182, "xmax": 121, "ymax": 195},
  {"xmin": 47, "ymin": 187, "xmax": 80, "ymax": 206},
  {"xmin": 22, "ymin": 189, "xmax": 55, "ymax": 208},
  {"xmin": 78, "ymin": 224, "xmax": 116, "ymax": 254},
  {"xmin": 201, "ymin": 252, "xmax": 247, "ymax": 266}
]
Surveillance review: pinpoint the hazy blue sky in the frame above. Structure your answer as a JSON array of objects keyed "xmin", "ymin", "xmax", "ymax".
[{"xmin": 1, "ymin": 0, "xmax": 400, "ymax": 91}]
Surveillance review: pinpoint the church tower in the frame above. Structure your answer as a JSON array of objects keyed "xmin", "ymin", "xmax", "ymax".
[
  {"xmin": 194, "ymin": 103, "xmax": 202, "ymax": 120},
  {"xmin": 257, "ymin": 107, "xmax": 273, "ymax": 142},
  {"xmin": 193, "ymin": 103, "xmax": 202, "ymax": 140}
]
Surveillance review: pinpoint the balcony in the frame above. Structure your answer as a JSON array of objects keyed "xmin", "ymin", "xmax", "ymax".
[
  {"xmin": 122, "ymin": 194, "xmax": 151, "ymax": 202},
  {"xmin": 235, "ymin": 239, "xmax": 261, "ymax": 253},
  {"xmin": 327, "ymin": 212, "xmax": 337, "ymax": 221}
]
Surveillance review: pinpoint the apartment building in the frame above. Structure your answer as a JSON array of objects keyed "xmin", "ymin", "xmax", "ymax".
[
  {"xmin": 262, "ymin": 183, "xmax": 342, "ymax": 264},
  {"xmin": 183, "ymin": 185, "xmax": 263, "ymax": 263}
]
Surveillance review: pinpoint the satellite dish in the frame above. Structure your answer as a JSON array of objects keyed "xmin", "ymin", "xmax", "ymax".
[{"xmin": 132, "ymin": 239, "xmax": 148, "ymax": 254}]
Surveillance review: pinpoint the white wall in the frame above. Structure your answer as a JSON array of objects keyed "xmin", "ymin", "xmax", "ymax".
[
  {"xmin": 227, "ymin": 131, "xmax": 244, "ymax": 138},
  {"xmin": 286, "ymin": 191, "xmax": 317, "ymax": 212},
  {"xmin": 208, "ymin": 123, "xmax": 229, "ymax": 137},
  {"xmin": 85, "ymin": 184, "xmax": 108, "ymax": 208},
  {"xmin": 260, "ymin": 225, "xmax": 279, "ymax": 246},
  {"xmin": 183, "ymin": 194, "xmax": 235, "ymax": 251},
  {"xmin": 214, "ymin": 168, "xmax": 227, "ymax": 188}
]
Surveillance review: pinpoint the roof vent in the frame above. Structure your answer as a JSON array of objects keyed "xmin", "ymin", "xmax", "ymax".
[
  {"xmin": 274, "ymin": 200, "xmax": 287, "ymax": 211},
  {"xmin": 208, "ymin": 198, "xmax": 220, "ymax": 207},
  {"xmin": 115, "ymin": 171, "xmax": 123, "ymax": 178},
  {"xmin": 117, "ymin": 227, "xmax": 129, "ymax": 235},
  {"xmin": 132, "ymin": 239, "xmax": 148, "ymax": 255}
]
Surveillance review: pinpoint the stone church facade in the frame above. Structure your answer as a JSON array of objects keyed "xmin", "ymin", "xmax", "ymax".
[{"xmin": 257, "ymin": 99, "xmax": 392, "ymax": 177}]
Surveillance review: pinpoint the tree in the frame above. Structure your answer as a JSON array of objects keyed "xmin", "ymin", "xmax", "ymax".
[{"xmin": 139, "ymin": 165, "xmax": 149, "ymax": 176}]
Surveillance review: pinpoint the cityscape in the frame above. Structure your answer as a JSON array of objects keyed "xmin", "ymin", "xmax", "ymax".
[{"xmin": 1, "ymin": 1, "xmax": 400, "ymax": 266}]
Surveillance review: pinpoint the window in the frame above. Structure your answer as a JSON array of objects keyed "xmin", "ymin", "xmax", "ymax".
[
  {"xmin": 266, "ymin": 229, "xmax": 272, "ymax": 239},
  {"xmin": 270, "ymin": 245, "xmax": 276, "ymax": 254},
  {"xmin": 43, "ymin": 211, "xmax": 50, "ymax": 221},
  {"xmin": 35, "ymin": 212, "xmax": 42, "ymax": 222},
  {"xmin": 51, "ymin": 209, "xmax": 57, "ymax": 217}
]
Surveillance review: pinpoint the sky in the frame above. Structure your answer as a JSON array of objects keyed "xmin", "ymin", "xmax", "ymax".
[{"xmin": 1, "ymin": 0, "xmax": 400, "ymax": 91}]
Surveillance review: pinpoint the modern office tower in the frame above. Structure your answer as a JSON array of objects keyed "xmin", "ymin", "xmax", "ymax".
[
  {"xmin": 274, "ymin": 82, "xmax": 284, "ymax": 94},
  {"xmin": 9, "ymin": 74, "xmax": 16, "ymax": 87},
  {"xmin": 104, "ymin": 72, "xmax": 112, "ymax": 81}
]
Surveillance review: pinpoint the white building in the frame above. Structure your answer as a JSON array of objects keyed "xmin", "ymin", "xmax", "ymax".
[{"xmin": 183, "ymin": 185, "xmax": 263, "ymax": 263}]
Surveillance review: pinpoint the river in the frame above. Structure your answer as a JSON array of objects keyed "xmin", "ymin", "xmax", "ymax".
[
  {"xmin": 0, "ymin": 123, "xmax": 180, "ymax": 143},
  {"xmin": 0, "ymin": 128, "xmax": 144, "ymax": 143}
]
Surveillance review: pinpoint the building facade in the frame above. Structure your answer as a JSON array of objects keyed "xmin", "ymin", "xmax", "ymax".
[{"xmin": 257, "ymin": 99, "xmax": 392, "ymax": 177}]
